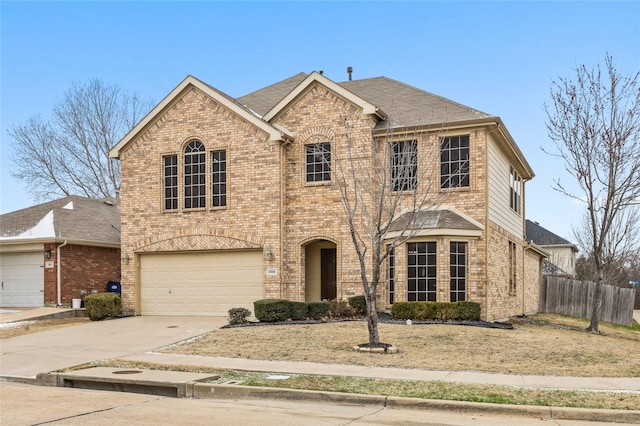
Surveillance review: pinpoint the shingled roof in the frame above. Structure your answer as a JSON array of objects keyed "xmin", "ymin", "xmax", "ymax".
[
  {"xmin": 0, "ymin": 196, "xmax": 121, "ymax": 246},
  {"xmin": 525, "ymin": 219, "xmax": 576, "ymax": 248},
  {"xmin": 340, "ymin": 77, "xmax": 494, "ymax": 129},
  {"xmin": 388, "ymin": 210, "xmax": 483, "ymax": 234},
  {"xmin": 237, "ymin": 73, "xmax": 494, "ymax": 129}
]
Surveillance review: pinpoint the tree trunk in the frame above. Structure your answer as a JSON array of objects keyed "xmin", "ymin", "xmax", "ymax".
[
  {"xmin": 366, "ymin": 288, "xmax": 380, "ymax": 346},
  {"xmin": 587, "ymin": 269, "xmax": 604, "ymax": 333}
]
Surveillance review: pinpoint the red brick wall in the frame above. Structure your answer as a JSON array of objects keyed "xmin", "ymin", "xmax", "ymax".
[{"xmin": 43, "ymin": 243, "xmax": 121, "ymax": 306}]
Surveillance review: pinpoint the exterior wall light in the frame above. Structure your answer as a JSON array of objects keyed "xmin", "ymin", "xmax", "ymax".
[
  {"xmin": 44, "ymin": 250, "xmax": 52, "ymax": 259},
  {"xmin": 265, "ymin": 248, "xmax": 274, "ymax": 261},
  {"xmin": 123, "ymin": 254, "xmax": 131, "ymax": 264}
]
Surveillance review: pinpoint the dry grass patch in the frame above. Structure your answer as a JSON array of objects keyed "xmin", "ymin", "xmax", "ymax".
[
  {"xmin": 0, "ymin": 317, "xmax": 91, "ymax": 339},
  {"xmin": 161, "ymin": 314, "xmax": 640, "ymax": 377},
  {"xmin": 93, "ymin": 359, "xmax": 640, "ymax": 411}
]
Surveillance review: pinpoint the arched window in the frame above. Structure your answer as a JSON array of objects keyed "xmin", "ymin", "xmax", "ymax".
[{"xmin": 184, "ymin": 140, "xmax": 206, "ymax": 209}]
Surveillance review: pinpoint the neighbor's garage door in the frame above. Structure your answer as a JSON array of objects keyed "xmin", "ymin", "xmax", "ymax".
[
  {"xmin": 0, "ymin": 252, "xmax": 45, "ymax": 307},
  {"xmin": 140, "ymin": 251, "xmax": 263, "ymax": 316}
]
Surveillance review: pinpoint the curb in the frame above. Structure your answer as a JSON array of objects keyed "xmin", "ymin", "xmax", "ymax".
[
  {"xmin": 195, "ymin": 383, "xmax": 640, "ymax": 424},
  {"xmin": 11, "ymin": 372, "xmax": 640, "ymax": 424}
]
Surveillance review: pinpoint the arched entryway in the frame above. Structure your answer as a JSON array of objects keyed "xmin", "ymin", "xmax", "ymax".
[{"xmin": 304, "ymin": 239, "xmax": 337, "ymax": 301}]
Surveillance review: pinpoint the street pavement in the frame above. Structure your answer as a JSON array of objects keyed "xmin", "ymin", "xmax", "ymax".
[
  {"xmin": 1, "ymin": 307, "xmax": 639, "ymax": 423},
  {"xmin": 4, "ymin": 381, "xmax": 639, "ymax": 426}
]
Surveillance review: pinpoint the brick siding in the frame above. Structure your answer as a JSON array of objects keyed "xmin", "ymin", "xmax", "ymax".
[{"xmin": 43, "ymin": 243, "xmax": 121, "ymax": 306}]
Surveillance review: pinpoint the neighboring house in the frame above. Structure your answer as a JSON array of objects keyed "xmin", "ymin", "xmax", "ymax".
[
  {"xmin": 526, "ymin": 219, "xmax": 578, "ymax": 277},
  {"xmin": 0, "ymin": 196, "xmax": 121, "ymax": 307},
  {"xmin": 109, "ymin": 72, "xmax": 546, "ymax": 321}
]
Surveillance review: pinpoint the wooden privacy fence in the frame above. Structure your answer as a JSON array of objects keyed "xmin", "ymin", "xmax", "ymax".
[{"xmin": 540, "ymin": 276, "xmax": 636, "ymax": 327}]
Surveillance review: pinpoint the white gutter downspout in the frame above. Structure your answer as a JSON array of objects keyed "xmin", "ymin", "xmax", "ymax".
[{"xmin": 57, "ymin": 240, "xmax": 68, "ymax": 306}]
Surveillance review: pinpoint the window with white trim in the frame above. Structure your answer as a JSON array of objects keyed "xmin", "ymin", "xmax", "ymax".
[
  {"xmin": 450, "ymin": 242, "xmax": 467, "ymax": 302},
  {"xmin": 184, "ymin": 140, "xmax": 206, "ymax": 209},
  {"xmin": 440, "ymin": 135, "xmax": 470, "ymax": 188},
  {"xmin": 305, "ymin": 142, "xmax": 331, "ymax": 182},
  {"xmin": 390, "ymin": 140, "xmax": 417, "ymax": 192},
  {"xmin": 163, "ymin": 154, "xmax": 178, "ymax": 211},
  {"xmin": 211, "ymin": 150, "xmax": 226, "ymax": 207},
  {"xmin": 510, "ymin": 166, "xmax": 522, "ymax": 214}
]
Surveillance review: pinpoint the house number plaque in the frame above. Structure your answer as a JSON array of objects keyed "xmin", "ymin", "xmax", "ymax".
[{"xmin": 266, "ymin": 268, "xmax": 278, "ymax": 276}]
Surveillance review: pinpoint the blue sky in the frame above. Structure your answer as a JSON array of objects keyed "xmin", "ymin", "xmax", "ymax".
[{"xmin": 1, "ymin": 1, "xmax": 639, "ymax": 241}]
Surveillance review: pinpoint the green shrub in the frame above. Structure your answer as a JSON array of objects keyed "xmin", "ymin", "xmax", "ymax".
[
  {"xmin": 456, "ymin": 301, "xmax": 482, "ymax": 320},
  {"xmin": 390, "ymin": 302, "xmax": 415, "ymax": 320},
  {"xmin": 228, "ymin": 307, "xmax": 251, "ymax": 325},
  {"xmin": 329, "ymin": 298, "xmax": 357, "ymax": 318},
  {"xmin": 391, "ymin": 301, "xmax": 481, "ymax": 321},
  {"xmin": 84, "ymin": 292, "xmax": 121, "ymax": 321},
  {"xmin": 290, "ymin": 301, "xmax": 308, "ymax": 321},
  {"xmin": 254, "ymin": 299, "xmax": 292, "ymax": 322},
  {"xmin": 347, "ymin": 295, "xmax": 367, "ymax": 316},
  {"xmin": 306, "ymin": 301, "xmax": 330, "ymax": 320}
]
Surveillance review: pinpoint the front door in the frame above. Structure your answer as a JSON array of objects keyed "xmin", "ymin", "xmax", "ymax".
[{"xmin": 320, "ymin": 248, "xmax": 336, "ymax": 300}]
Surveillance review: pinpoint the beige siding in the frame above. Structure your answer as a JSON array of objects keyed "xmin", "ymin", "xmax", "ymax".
[
  {"xmin": 487, "ymin": 135, "xmax": 523, "ymax": 239},
  {"xmin": 544, "ymin": 246, "xmax": 577, "ymax": 276}
]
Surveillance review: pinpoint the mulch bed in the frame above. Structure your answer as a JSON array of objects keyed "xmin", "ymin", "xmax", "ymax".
[{"xmin": 223, "ymin": 311, "xmax": 514, "ymax": 330}]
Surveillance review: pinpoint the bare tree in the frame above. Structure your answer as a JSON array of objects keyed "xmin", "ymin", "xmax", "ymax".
[
  {"xmin": 332, "ymin": 117, "xmax": 463, "ymax": 347},
  {"xmin": 544, "ymin": 54, "xmax": 640, "ymax": 333},
  {"xmin": 9, "ymin": 79, "xmax": 152, "ymax": 201}
]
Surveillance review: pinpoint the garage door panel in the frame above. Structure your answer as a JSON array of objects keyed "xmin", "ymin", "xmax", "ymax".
[
  {"xmin": 140, "ymin": 251, "xmax": 263, "ymax": 316},
  {"xmin": 0, "ymin": 252, "xmax": 44, "ymax": 307}
]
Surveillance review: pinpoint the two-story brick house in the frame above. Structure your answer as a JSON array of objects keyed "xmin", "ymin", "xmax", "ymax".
[{"xmin": 109, "ymin": 71, "xmax": 545, "ymax": 321}]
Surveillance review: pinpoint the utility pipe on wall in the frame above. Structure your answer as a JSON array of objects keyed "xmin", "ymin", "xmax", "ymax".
[{"xmin": 56, "ymin": 240, "xmax": 68, "ymax": 306}]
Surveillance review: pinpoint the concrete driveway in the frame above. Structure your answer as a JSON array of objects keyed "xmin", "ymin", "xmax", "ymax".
[{"xmin": 0, "ymin": 315, "xmax": 226, "ymax": 379}]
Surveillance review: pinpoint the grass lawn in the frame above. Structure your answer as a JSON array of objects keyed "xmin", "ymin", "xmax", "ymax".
[
  {"xmin": 33, "ymin": 312, "xmax": 638, "ymax": 411},
  {"xmin": 159, "ymin": 313, "xmax": 640, "ymax": 378}
]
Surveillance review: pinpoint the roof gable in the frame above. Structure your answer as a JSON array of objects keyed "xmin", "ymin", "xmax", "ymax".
[
  {"xmin": 262, "ymin": 72, "xmax": 385, "ymax": 122},
  {"xmin": 109, "ymin": 75, "xmax": 292, "ymax": 158},
  {"xmin": 0, "ymin": 196, "xmax": 121, "ymax": 246}
]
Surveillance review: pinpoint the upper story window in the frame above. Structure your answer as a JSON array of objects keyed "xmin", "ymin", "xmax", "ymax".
[
  {"xmin": 211, "ymin": 150, "xmax": 227, "ymax": 207},
  {"xmin": 162, "ymin": 142, "xmax": 228, "ymax": 212},
  {"xmin": 305, "ymin": 142, "xmax": 331, "ymax": 183},
  {"xmin": 440, "ymin": 135, "xmax": 470, "ymax": 189},
  {"xmin": 390, "ymin": 140, "xmax": 417, "ymax": 192},
  {"xmin": 510, "ymin": 166, "xmax": 522, "ymax": 214},
  {"xmin": 163, "ymin": 155, "xmax": 178, "ymax": 211},
  {"xmin": 184, "ymin": 140, "xmax": 206, "ymax": 209}
]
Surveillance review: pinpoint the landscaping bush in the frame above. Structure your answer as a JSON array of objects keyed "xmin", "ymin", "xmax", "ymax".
[
  {"xmin": 347, "ymin": 295, "xmax": 367, "ymax": 316},
  {"xmin": 306, "ymin": 301, "xmax": 330, "ymax": 320},
  {"xmin": 228, "ymin": 307, "xmax": 251, "ymax": 325},
  {"xmin": 254, "ymin": 299, "xmax": 292, "ymax": 322},
  {"xmin": 391, "ymin": 301, "xmax": 481, "ymax": 321},
  {"xmin": 84, "ymin": 292, "xmax": 121, "ymax": 321},
  {"xmin": 290, "ymin": 301, "xmax": 308, "ymax": 321},
  {"xmin": 329, "ymin": 298, "xmax": 357, "ymax": 318}
]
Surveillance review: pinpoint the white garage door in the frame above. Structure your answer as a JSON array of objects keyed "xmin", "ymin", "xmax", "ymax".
[
  {"xmin": 0, "ymin": 252, "xmax": 45, "ymax": 307},
  {"xmin": 140, "ymin": 251, "xmax": 263, "ymax": 316}
]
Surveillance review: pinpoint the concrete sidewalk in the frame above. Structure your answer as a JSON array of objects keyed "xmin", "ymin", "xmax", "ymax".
[
  {"xmin": 121, "ymin": 352, "xmax": 640, "ymax": 393},
  {"xmin": 1, "ymin": 309, "xmax": 639, "ymax": 393},
  {"xmin": 0, "ymin": 307, "xmax": 81, "ymax": 324}
]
